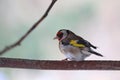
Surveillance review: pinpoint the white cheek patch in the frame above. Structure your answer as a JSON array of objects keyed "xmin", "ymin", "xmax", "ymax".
[{"xmin": 61, "ymin": 34, "xmax": 67, "ymax": 40}]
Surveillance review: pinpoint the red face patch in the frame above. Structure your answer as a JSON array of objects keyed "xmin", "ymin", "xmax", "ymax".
[{"xmin": 57, "ymin": 31, "xmax": 63, "ymax": 40}]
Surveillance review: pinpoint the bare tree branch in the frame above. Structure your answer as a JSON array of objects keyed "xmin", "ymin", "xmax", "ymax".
[
  {"xmin": 0, "ymin": 57, "xmax": 120, "ymax": 70},
  {"xmin": 0, "ymin": 0, "xmax": 57, "ymax": 55}
]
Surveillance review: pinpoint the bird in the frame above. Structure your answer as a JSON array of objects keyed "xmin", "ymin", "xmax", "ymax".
[{"xmin": 54, "ymin": 29, "xmax": 103, "ymax": 61}]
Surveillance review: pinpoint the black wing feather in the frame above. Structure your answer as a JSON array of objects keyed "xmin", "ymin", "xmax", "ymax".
[
  {"xmin": 89, "ymin": 50, "xmax": 103, "ymax": 57},
  {"xmin": 77, "ymin": 36, "xmax": 97, "ymax": 49}
]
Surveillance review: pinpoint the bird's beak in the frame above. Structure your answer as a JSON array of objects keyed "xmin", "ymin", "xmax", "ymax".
[{"xmin": 53, "ymin": 36, "xmax": 58, "ymax": 40}]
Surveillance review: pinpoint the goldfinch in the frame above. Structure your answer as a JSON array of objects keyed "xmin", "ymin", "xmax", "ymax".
[{"xmin": 54, "ymin": 29, "xmax": 103, "ymax": 61}]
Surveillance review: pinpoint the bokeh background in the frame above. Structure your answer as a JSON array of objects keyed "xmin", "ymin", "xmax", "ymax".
[{"xmin": 0, "ymin": 0, "xmax": 120, "ymax": 80}]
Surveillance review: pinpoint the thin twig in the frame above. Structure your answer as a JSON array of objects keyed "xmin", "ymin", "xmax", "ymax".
[
  {"xmin": 0, "ymin": 0, "xmax": 57, "ymax": 55},
  {"xmin": 0, "ymin": 57, "xmax": 120, "ymax": 70}
]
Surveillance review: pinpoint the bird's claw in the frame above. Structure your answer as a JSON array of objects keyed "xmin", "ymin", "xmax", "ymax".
[{"xmin": 62, "ymin": 58, "xmax": 69, "ymax": 61}]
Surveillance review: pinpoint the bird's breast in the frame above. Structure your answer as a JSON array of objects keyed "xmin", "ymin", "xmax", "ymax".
[
  {"xmin": 59, "ymin": 42, "xmax": 80, "ymax": 54},
  {"xmin": 59, "ymin": 42, "xmax": 91, "ymax": 61}
]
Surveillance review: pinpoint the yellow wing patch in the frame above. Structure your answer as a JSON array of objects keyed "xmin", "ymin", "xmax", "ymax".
[{"xmin": 70, "ymin": 40, "xmax": 85, "ymax": 48}]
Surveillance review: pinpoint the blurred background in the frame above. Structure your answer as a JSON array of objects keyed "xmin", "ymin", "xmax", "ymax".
[{"xmin": 0, "ymin": 0, "xmax": 120, "ymax": 80}]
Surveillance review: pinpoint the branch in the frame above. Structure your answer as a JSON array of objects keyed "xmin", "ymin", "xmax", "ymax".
[
  {"xmin": 0, "ymin": 0, "xmax": 57, "ymax": 55},
  {"xmin": 0, "ymin": 57, "xmax": 120, "ymax": 70}
]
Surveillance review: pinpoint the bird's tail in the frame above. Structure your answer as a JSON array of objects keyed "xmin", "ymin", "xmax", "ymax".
[
  {"xmin": 89, "ymin": 50, "xmax": 103, "ymax": 57},
  {"xmin": 89, "ymin": 43, "xmax": 97, "ymax": 49}
]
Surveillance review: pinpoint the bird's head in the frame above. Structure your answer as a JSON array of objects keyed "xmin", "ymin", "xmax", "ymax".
[{"xmin": 54, "ymin": 29, "xmax": 70, "ymax": 41}]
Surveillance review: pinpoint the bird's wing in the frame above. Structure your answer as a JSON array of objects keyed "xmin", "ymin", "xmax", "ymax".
[
  {"xmin": 69, "ymin": 40, "xmax": 85, "ymax": 48},
  {"xmin": 69, "ymin": 38, "xmax": 97, "ymax": 49}
]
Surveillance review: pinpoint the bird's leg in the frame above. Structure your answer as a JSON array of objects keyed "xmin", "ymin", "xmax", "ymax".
[{"xmin": 62, "ymin": 58, "xmax": 69, "ymax": 61}]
